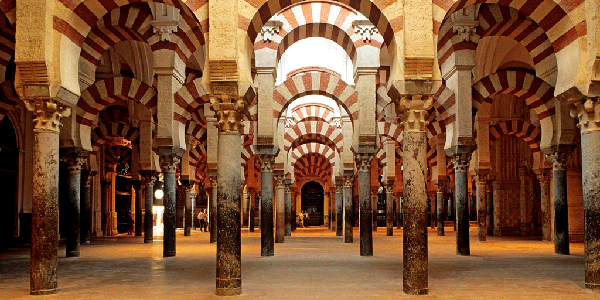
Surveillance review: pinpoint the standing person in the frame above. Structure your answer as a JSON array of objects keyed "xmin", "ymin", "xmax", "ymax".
[
  {"xmin": 304, "ymin": 211, "xmax": 310, "ymax": 227},
  {"xmin": 298, "ymin": 211, "xmax": 304, "ymax": 228},
  {"xmin": 198, "ymin": 210, "xmax": 206, "ymax": 232},
  {"xmin": 202, "ymin": 209, "xmax": 208, "ymax": 232}
]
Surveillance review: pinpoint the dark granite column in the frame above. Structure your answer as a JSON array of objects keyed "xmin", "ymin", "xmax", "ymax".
[
  {"xmin": 435, "ymin": 180, "xmax": 446, "ymax": 236},
  {"xmin": 547, "ymin": 151, "xmax": 571, "ymax": 255},
  {"xmin": 26, "ymin": 99, "xmax": 70, "ymax": 295},
  {"xmin": 452, "ymin": 153, "xmax": 471, "ymax": 256},
  {"xmin": 290, "ymin": 191, "xmax": 296, "ymax": 232},
  {"xmin": 81, "ymin": 171, "xmax": 93, "ymax": 244},
  {"xmin": 518, "ymin": 167, "xmax": 530, "ymax": 235},
  {"xmin": 386, "ymin": 183, "xmax": 394, "ymax": 236},
  {"xmin": 274, "ymin": 174, "xmax": 285, "ymax": 243},
  {"xmin": 397, "ymin": 193, "xmax": 402, "ymax": 229},
  {"xmin": 371, "ymin": 188, "xmax": 378, "ymax": 232},
  {"xmin": 62, "ymin": 148, "xmax": 88, "ymax": 257},
  {"xmin": 248, "ymin": 189, "xmax": 255, "ymax": 232},
  {"xmin": 343, "ymin": 175, "xmax": 354, "ymax": 243},
  {"xmin": 486, "ymin": 181, "xmax": 494, "ymax": 236},
  {"xmin": 258, "ymin": 153, "xmax": 276, "ymax": 256},
  {"xmin": 133, "ymin": 180, "xmax": 143, "ymax": 237},
  {"xmin": 535, "ymin": 173, "xmax": 551, "ymax": 241},
  {"xmin": 335, "ymin": 182, "xmax": 343, "ymax": 236},
  {"xmin": 356, "ymin": 153, "xmax": 374, "ymax": 256},
  {"xmin": 141, "ymin": 172, "xmax": 156, "ymax": 243},
  {"xmin": 183, "ymin": 181, "xmax": 195, "ymax": 236},
  {"xmin": 474, "ymin": 174, "xmax": 487, "ymax": 242},
  {"xmin": 285, "ymin": 180, "xmax": 292, "ymax": 236},
  {"xmin": 160, "ymin": 155, "xmax": 180, "ymax": 257},
  {"xmin": 209, "ymin": 177, "xmax": 217, "ymax": 243}
]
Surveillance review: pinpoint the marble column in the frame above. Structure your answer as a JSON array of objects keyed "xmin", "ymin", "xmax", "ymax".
[
  {"xmin": 385, "ymin": 183, "xmax": 394, "ymax": 236},
  {"xmin": 160, "ymin": 155, "xmax": 180, "ymax": 257},
  {"xmin": 81, "ymin": 171, "xmax": 93, "ymax": 244},
  {"xmin": 536, "ymin": 173, "xmax": 551, "ymax": 241},
  {"xmin": 547, "ymin": 151, "xmax": 571, "ymax": 255},
  {"xmin": 209, "ymin": 177, "xmax": 217, "ymax": 243},
  {"xmin": 473, "ymin": 175, "xmax": 487, "ymax": 242},
  {"xmin": 357, "ymin": 154, "xmax": 374, "ymax": 256},
  {"xmin": 183, "ymin": 181, "xmax": 195, "ymax": 236},
  {"xmin": 371, "ymin": 188, "xmax": 378, "ymax": 232},
  {"xmin": 248, "ymin": 189, "xmax": 255, "ymax": 232},
  {"xmin": 25, "ymin": 99, "xmax": 70, "ymax": 295},
  {"xmin": 452, "ymin": 153, "xmax": 471, "ymax": 256},
  {"xmin": 486, "ymin": 181, "xmax": 494, "ymax": 236},
  {"xmin": 335, "ymin": 182, "xmax": 343, "ymax": 236},
  {"xmin": 518, "ymin": 167, "xmax": 530, "ymax": 236},
  {"xmin": 397, "ymin": 193, "xmax": 402, "ymax": 229},
  {"xmin": 291, "ymin": 191, "xmax": 296, "ymax": 232},
  {"xmin": 62, "ymin": 149, "xmax": 88, "ymax": 257},
  {"xmin": 284, "ymin": 180, "xmax": 291, "ymax": 236},
  {"xmin": 343, "ymin": 176, "xmax": 354, "ymax": 243},
  {"xmin": 274, "ymin": 175, "xmax": 285, "ymax": 243},
  {"xmin": 398, "ymin": 94, "xmax": 432, "ymax": 295},
  {"xmin": 141, "ymin": 172, "xmax": 156, "ymax": 243},
  {"xmin": 435, "ymin": 181, "xmax": 446, "ymax": 236},
  {"xmin": 258, "ymin": 154, "xmax": 275, "ymax": 256},
  {"xmin": 133, "ymin": 181, "xmax": 143, "ymax": 237},
  {"xmin": 571, "ymin": 99, "xmax": 600, "ymax": 290}
]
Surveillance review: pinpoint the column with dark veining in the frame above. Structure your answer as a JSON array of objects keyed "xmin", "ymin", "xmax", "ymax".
[
  {"xmin": 183, "ymin": 181, "xmax": 195, "ymax": 236},
  {"xmin": 547, "ymin": 151, "xmax": 571, "ymax": 255},
  {"xmin": 452, "ymin": 153, "xmax": 471, "ymax": 256},
  {"xmin": 285, "ymin": 180, "xmax": 292, "ymax": 236},
  {"xmin": 62, "ymin": 149, "xmax": 88, "ymax": 258},
  {"xmin": 81, "ymin": 171, "xmax": 93, "ymax": 244},
  {"xmin": 535, "ymin": 173, "xmax": 551, "ymax": 241},
  {"xmin": 356, "ymin": 153, "xmax": 373, "ymax": 256},
  {"xmin": 209, "ymin": 177, "xmax": 217, "ymax": 243},
  {"xmin": 335, "ymin": 181, "xmax": 343, "ymax": 236},
  {"xmin": 435, "ymin": 180, "xmax": 445, "ymax": 236},
  {"xmin": 343, "ymin": 175, "xmax": 354, "ymax": 243},
  {"xmin": 474, "ymin": 174, "xmax": 487, "ymax": 242},
  {"xmin": 141, "ymin": 172, "xmax": 156, "ymax": 243},
  {"xmin": 160, "ymin": 154, "xmax": 180, "ymax": 257},
  {"xmin": 486, "ymin": 181, "xmax": 494, "ymax": 236},
  {"xmin": 386, "ymin": 182, "xmax": 394, "ymax": 236},
  {"xmin": 257, "ymin": 153, "xmax": 276, "ymax": 255}
]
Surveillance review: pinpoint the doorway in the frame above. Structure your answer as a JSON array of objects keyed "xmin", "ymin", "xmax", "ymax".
[
  {"xmin": 301, "ymin": 181, "xmax": 324, "ymax": 227},
  {"xmin": 0, "ymin": 116, "xmax": 18, "ymax": 248}
]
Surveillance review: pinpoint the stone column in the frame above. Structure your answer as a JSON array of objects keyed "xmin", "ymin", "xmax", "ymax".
[
  {"xmin": 473, "ymin": 174, "xmax": 487, "ymax": 242},
  {"xmin": 62, "ymin": 149, "xmax": 88, "ymax": 257},
  {"xmin": 335, "ymin": 182, "xmax": 343, "ymax": 236},
  {"xmin": 452, "ymin": 153, "xmax": 471, "ymax": 256},
  {"xmin": 518, "ymin": 167, "xmax": 531, "ymax": 235},
  {"xmin": 571, "ymin": 98, "xmax": 600, "ymax": 290},
  {"xmin": 486, "ymin": 181, "xmax": 494, "ymax": 236},
  {"xmin": 290, "ymin": 191, "xmax": 296, "ymax": 232},
  {"xmin": 284, "ymin": 180, "xmax": 292, "ymax": 236},
  {"xmin": 435, "ymin": 181, "xmax": 446, "ymax": 236},
  {"xmin": 81, "ymin": 171, "xmax": 93, "ymax": 244},
  {"xmin": 133, "ymin": 181, "xmax": 143, "ymax": 237},
  {"xmin": 25, "ymin": 98, "xmax": 70, "ymax": 295},
  {"xmin": 258, "ymin": 154, "xmax": 275, "ymax": 255},
  {"xmin": 209, "ymin": 177, "xmax": 217, "ymax": 243},
  {"xmin": 397, "ymin": 94, "xmax": 432, "ymax": 295},
  {"xmin": 343, "ymin": 175, "xmax": 354, "ymax": 243},
  {"xmin": 141, "ymin": 172, "xmax": 156, "ymax": 243},
  {"xmin": 160, "ymin": 155, "xmax": 180, "ymax": 257},
  {"xmin": 371, "ymin": 188, "xmax": 378, "ymax": 232},
  {"xmin": 274, "ymin": 174, "xmax": 285, "ymax": 243},
  {"xmin": 248, "ymin": 189, "xmax": 255, "ymax": 232},
  {"xmin": 386, "ymin": 182, "xmax": 394, "ymax": 236},
  {"xmin": 397, "ymin": 193, "xmax": 402, "ymax": 229},
  {"xmin": 546, "ymin": 151, "xmax": 571, "ymax": 255},
  {"xmin": 356, "ymin": 154, "xmax": 374, "ymax": 256},
  {"xmin": 183, "ymin": 181, "xmax": 195, "ymax": 236},
  {"xmin": 535, "ymin": 173, "xmax": 551, "ymax": 241}
]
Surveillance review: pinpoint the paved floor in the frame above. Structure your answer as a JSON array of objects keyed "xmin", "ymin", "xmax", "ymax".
[{"xmin": 0, "ymin": 227, "xmax": 597, "ymax": 299}]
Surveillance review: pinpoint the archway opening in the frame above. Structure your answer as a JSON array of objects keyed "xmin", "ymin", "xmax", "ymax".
[
  {"xmin": 300, "ymin": 181, "xmax": 324, "ymax": 227},
  {"xmin": 0, "ymin": 116, "xmax": 18, "ymax": 248}
]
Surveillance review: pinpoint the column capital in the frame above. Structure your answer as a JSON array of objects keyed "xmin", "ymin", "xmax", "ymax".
[
  {"xmin": 570, "ymin": 97, "xmax": 600, "ymax": 133},
  {"xmin": 343, "ymin": 176, "xmax": 354, "ymax": 188},
  {"xmin": 545, "ymin": 151, "xmax": 571, "ymax": 171},
  {"xmin": 284, "ymin": 181, "xmax": 291, "ymax": 193},
  {"xmin": 258, "ymin": 154, "xmax": 276, "ymax": 173},
  {"xmin": 434, "ymin": 180, "xmax": 446, "ymax": 193},
  {"xmin": 352, "ymin": 20, "xmax": 379, "ymax": 42},
  {"xmin": 141, "ymin": 170, "xmax": 158, "ymax": 186},
  {"xmin": 354, "ymin": 153, "xmax": 373, "ymax": 172},
  {"xmin": 535, "ymin": 172, "xmax": 551, "ymax": 186},
  {"xmin": 335, "ymin": 182, "xmax": 343, "ymax": 194},
  {"xmin": 473, "ymin": 174, "xmax": 487, "ymax": 186},
  {"xmin": 451, "ymin": 21, "xmax": 480, "ymax": 42},
  {"xmin": 385, "ymin": 183, "xmax": 394, "ymax": 194},
  {"xmin": 395, "ymin": 94, "xmax": 434, "ymax": 132},
  {"xmin": 274, "ymin": 174, "xmax": 285, "ymax": 187},
  {"xmin": 24, "ymin": 98, "xmax": 71, "ymax": 133},
  {"xmin": 451, "ymin": 153, "xmax": 471, "ymax": 173},
  {"xmin": 260, "ymin": 20, "xmax": 282, "ymax": 42},
  {"xmin": 210, "ymin": 82, "xmax": 246, "ymax": 133},
  {"xmin": 160, "ymin": 154, "xmax": 180, "ymax": 173},
  {"xmin": 209, "ymin": 176, "xmax": 217, "ymax": 188},
  {"xmin": 61, "ymin": 148, "xmax": 89, "ymax": 173}
]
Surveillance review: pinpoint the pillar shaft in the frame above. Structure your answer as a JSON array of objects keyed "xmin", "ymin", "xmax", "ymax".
[
  {"xmin": 335, "ymin": 184, "xmax": 343, "ymax": 236},
  {"xmin": 486, "ymin": 182, "xmax": 494, "ymax": 236},
  {"xmin": 184, "ymin": 183, "xmax": 194, "ymax": 236},
  {"xmin": 134, "ymin": 182, "xmax": 143, "ymax": 237},
  {"xmin": 536, "ymin": 174, "xmax": 551, "ymax": 241},
  {"xmin": 452, "ymin": 153, "xmax": 471, "ymax": 256},
  {"xmin": 474, "ymin": 175, "xmax": 487, "ymax": 242},
  {"xmin": 160, "ymin": 155, "xmax": 180, "ymax": 257},
  {"xmin": 547, "ymin": 151, "xmax": 571, "ymax": 255},
  {"xmin": 285, "ymin": 182, "xmax": 291, "ymax": 236},
  {"xmin": 386, "ymin": 184, "xmax": 394, "ymax": 236},
  {"xmin": 343, "ymin": 176, "xmax": 353, "ymax": 243},
  {"xmin": 357, "ymin": 154, "xmax": 373, "ymax": 256},
  {"xmin": 248, "ymin": 190, "xmax": 255, "ymax": 232},
  {"xmin": 62, "ymin": 149, "xmax": 88, "ymax": 258},
  {"xmin": 142, "ymin": 174, "xmax": 155, "ymax": 243},
  {"xmin": 436, "ymin": 181, "xmax": 445, "ymax": 236},
  {"xmin": 274, "ymin": 175, "xmax": 285, "ymax": 243},
  {"xmin": 371, "ymin": 189, "xmax": 378, "ymax": 232},
  {"xmin": 259, "ymin": 155, "xmax": 275, "ymax": 256},
  {"xmin": 519, "ymin": 167, "xmax": 531, "ymax": 235},
  {"xmin": 81, "ymin": 173, "xmax": 92, "ymax": 244},
  {"xmin": 210, "ymin": 178, "xmax": 217, "ymax": 243},
  {"xmin": 397, "ymin": 193, "xmax": 402, "ymax": 229}
]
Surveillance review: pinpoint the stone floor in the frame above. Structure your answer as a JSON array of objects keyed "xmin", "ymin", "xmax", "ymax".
[{"xmin": 0, "ymin": 227, "xmax": 597, "ymax": 299}]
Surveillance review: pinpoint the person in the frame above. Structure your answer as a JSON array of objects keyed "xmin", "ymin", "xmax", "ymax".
[
  {"xmin": 202, "ymin": 209, "xmax": 208, "ymax": 232},
  {"xmin": 298, "ymin": 212, "xmax": 304, "ymax": 228},
  {"xmin": 198, "ymin": 210, "xmax": 206, "ymax": 232},
  {"xmin": 304, "ymin": 211, "xmax": 310, "ymax": 227}
]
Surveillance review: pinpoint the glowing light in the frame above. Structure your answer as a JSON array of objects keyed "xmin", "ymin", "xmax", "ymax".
[{"xmin": 154, "ymin": 189, "xmax": 164, "ymax": 200}]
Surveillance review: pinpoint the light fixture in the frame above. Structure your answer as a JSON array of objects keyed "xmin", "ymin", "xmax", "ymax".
[{"xmin": 155, "ymin": 189, "xmax": 164, "ymax": 200}]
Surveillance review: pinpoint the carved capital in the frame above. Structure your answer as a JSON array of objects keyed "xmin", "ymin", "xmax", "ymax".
[
  {"xmin": 473, "ymin": 174, "xmax": 487, "ymax": 186},
  {"xmin": 24, "ymin": 98, "xmax": 71, "ymax": 133},
  {"xmin": 260, "ymin": 20, "xmax": 282, "ymax": 42},
  {"xmin": 210, "ymin": 82, "xmax": 246, "ymax": 132},
  {"xmin": 353, "ymin": 21, "xmax": 379, "ymax": 42},
  {"xmin": 452, "ymin": 21, "xmax": 479, "ymax": 42},
  {"xmin": 343, "ymin": 176, "xmax": 353, "ymax": 188},
  {"xmin": 385, "ymin": 183, "xmax": 394, "ymax": 194},
  {"xmin": 435, "ymin": 181, "xmax": 446, "ymax": 194},
  {"xmin": 546, "ymin": 151, "xmax": 571, "ymax": 171},
  {"xmin": 451, "ymin": 153, "xmax": 471, "ymax": 173},
  {"xmin": 354, "ymin": 153, "xmax": 373, "ymax": 172},
  {"xmin": 284, "ymin": 182, "xmax": 291, "ymax": 193},
  {"xmin": 141, "ymin": 171, "xmax": 157, "ymax": 187},
  {"xmin": 274, "ymin": 175, "xmax": 285, "ymax": 187},
  {"xmin": 150, "ymin": 3, "xmax": 180, "ymax": 41},
  {"xmin": 258, "ymin": 154, "xmax": 276, "ymax": 173},
  {"xmin": 396, "ymin": 94, "xmax": 434, "ymax": 132},
  {"xmin": 160, "ymin": 154, "xmax": 180, "ymax": 173},
  {"xmin": 209, "ymin": 176, "xmax": 217, "ymax": 188},
  {"xmin": 536, "ymin": 173, "xmax": 551, "ymax": 186},
  {"xmin": 570, "ymin": 97, "xmax": 600, "ymax": 133},
  {"xmin": 335, "ymin": 183, "xmax": 343, "ymax": 194},
  {"xmin": 61, "ymin": 149, "xmax": 89, "ymax": 173}
]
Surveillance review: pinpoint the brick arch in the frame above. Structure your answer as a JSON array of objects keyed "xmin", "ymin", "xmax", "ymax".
[
  {"xmin": 186, "ymin": 119, "xmax": 206, "ymax": 141},
  {"xmin": 274, "ymin": 70, "xmax": 357, "ymax": 120},
  {"xmin": 289, "ymin": 142, "xmax": 337, "ymax": 167},
  {"xmin": 289, "ymin": 102, "xmax": 337, "ymax": 124},
  {"xmin": 284, "ymin": 119, "xmax": 342, "ymax": 150},
  {"xmin": 489, "ymin": 120, "xmax": 541, "ymax": 153},
  {"xmin": 0, "ymin": 14, "xmax": 14, "ymax": 83},
  {"xmin": 378, "ymin": 121, "xmax": 402, "ymax": 143},
  {"xmin": 0, "ymin": 80, "xmax": 20, "ymax": 121},
  {"xmin": 104, "ymin": 145, "xmax": 132, "ymax": 166},
  {"xmin": 294, "ymin": 152, "xmax": 333, "ymax": 182},
  {"xmin": 189, "ymin": 143, "xmax": 206, "ymax": 168},
  {"xmin": 173, "ymin": 78, "xmax": 209, "ymax": 126},
  {"xmin": 91, "ymin": 122, "xmax": 140, "ymax": 148},
  {"xmin": 0, "ymin": 0, "xmax": 14, "ymax": 25}
]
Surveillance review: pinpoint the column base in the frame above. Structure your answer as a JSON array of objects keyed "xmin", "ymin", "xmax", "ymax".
[
  {"xmin": 216, "ymin": 279, "xmax": 242, "ymax": 296},
  {"xmin": 144, "ymin": 239, "xmax": 153, "ymax": 244},
  {"xmin": 164, "ymin": 250, "xmax": 176, "ymax": 257},
  {"xmin": 403, "ymin": 287, "xmax": 428, "ymax": 295},
  {"xmin": 585, "ymin": 283, "xmax": 600, "ymax": 291},
  {"xmin": 31, "ymin": 288, "xmax": 58, "ymax": 295},
  {"xmin": 66, "ymin": 251, "xmax": 80, "ymax": 257}
]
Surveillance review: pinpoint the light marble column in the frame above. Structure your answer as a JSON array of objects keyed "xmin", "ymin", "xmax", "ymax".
[
  {"xmin": 274, "ymin": 174, "xmax": 285, "ymax": 243},
  {"xmin": 435, "ymin": 180, "xmax": 446, "ymax": 236},
  {"xmin": 160, "ymin": 154, "xmax": 180, "ymax": 257},
  {"xmin": 25, "ymin": 99, "xmax": 70, "ymax": 295},
  {"xmin": 386, "ymin": 183, "xmax": 394, "ymax": 236},
  {"xmin": 335, "ymin": 182, "xmax": 343, "ymax": 236},
  {"xmin": 258, "ymin": 154, "xmax": 275, "ymax": 255},
  {"xmin": 141, "ymin": 172, "xmax": 156, "ymax": 243},
  {"xmin": 61, "ymin": 148, "xmax": 88, "ymax": 257},
  {"xmin": 535, "ymin": 173, "xmax": 551, "ymax": 241},
  {"xmin": 209, "ymin": 177, "xmax": 217, "ymax": 243},
  {"xmin": 546, "ymin": 151, "xmax": 571, "ymax": 255},
  {"xmin": 356, "ymin": 153, "xmax": 374, "ymax": 256},
  {"xmin": 343, "ymin": 176, "xmax": 354, "ymax": 243},
  {"xmin": 473, "ymin": 174, "xmax": 487, "ymax": 242},
  {"xmin": 452, "ymin": 153, "xmax": 471, "ymax": 256},
  {"xmin": 285, "ymin": 180, "xmax": 292, "ymax": 236}
]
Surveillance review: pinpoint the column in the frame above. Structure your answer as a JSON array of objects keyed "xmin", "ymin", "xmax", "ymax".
[
  {"xmin": 133, "ymin": 181, "xmax": 143, "ymax": 237},
  {"xmin": 25, "ymin": 98, "xmax": 70, "ymax": 295},
  {"xmin": 571, "ymin": 98, "xmax": 600, "ymax": 290},
  {"xmin": 546, "ymin": 151, "xmax": 571, "ymax": 255},
  {"xmin": 486, "ymin": 181, "xmax": 494, "ymax": 236},
  {"xmin": 62, "ymin": 149, "xmax": 88, "ymax": 257},
  {"xmin": 183, "ymin": 181, "xmax": 195, "ymax": 236},
  {"xmin": 371, "ymin": 188, "xmax": 378, "ymax": 232},
  {"xmin": 209, "ymin": 177, "xmax": 217, "ymax": 243},
  {"xmin": 473, "ymin": 174, "xmax": 487, "ymax": 241},
  {"xmin": 81, "ymin": 171, "xmax": 93, "ymax": 244},
  {"xmin": 343, "ymin": 175, "xmax": 353, "ymax": 243},
  {"xmin": 435, "ymin": 180, "xmax": 446, "ymax": 236},
  {"xmin": 258, "ymin": 154, "xmax": 275, "ymax": 255},
  {"xmin": 397, "ymin": 193, "xmax": 402, "ymax": 229},
  {"xmin": 335, "ymin": 182, "xmax": 343, "ymax": 236},
  {"xmin": 291, "ymin": 190, "xmax": 296, "ymax": 232},
  {"xmin": 452, "ymin": 153, "xmax": 471, "ymax": 256},
  {"xmin": 248, "ymin": 189, "xmax": 255, "ymax": 232},
  {"xmin": 160, "ymin": 155, "xmax": 180, "ymax": 257},
  {"xmin": 285, "ymin": 180, "xmax": 292, "ymax": 236},
  {"xmin": 274, "ymin": 174, "xmax": 285, "ymax": 243},
  {"xmin": 397, "ymin": 95, "xmax": 432, "ymax": 295},
  {"xmin": 142, "ymin": 172, "xmax": 156, "ymax": 243},
  {"xmin": 519, "ymin": 167, "xmax": 530, "ymax": 235},
  {"xmin": 536, "ymin": 173, "xmax": 551, "ymax": 241},
  {"xmin": 386, "ymin": 182, "xmax": 394, "ymax": 236},
  {"xmin": 357, "ymin": 154, "xmax": 374, "ymax": 256}
]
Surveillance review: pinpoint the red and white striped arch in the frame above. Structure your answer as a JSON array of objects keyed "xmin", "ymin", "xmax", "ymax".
[
  {"xmin": 0, "ymin": 14, "xmax": 14, "ymax": 83},
  {"xmin": 293, "ymin": 152, "xmax": 333, "ymax": 183},
  {"xmin": 91, "ymin": 122, "xmax": 140, "ymax": 148},
  {"xmin": 289, "ymin": 102, "xmax": 336, "ymax": 124},
  {"xmin": 489, "ymin": 120, "xmax": 541, "ymax": 153},
  {"xmin": 186, "ymin": 119, "xmax": 206, "ymax": 142},
  {"xmin": 173, "ymin": 78, "xmax": 209, "ymax": 126},
  {"xmin": 0, "ymin": 81, "xmax": 20, "ymax": 121},
  {"xmin": 289, "ymin": 142, "xmax": 336, "ymax": 167},
  {"xmin": 274, "ymin": 70, "xmax": 358, "ymax": 120},
  {"xmin": 104, "ymin": 144, "xmax": 132, "ymax": 165},
  {"xmin": 283, "ymin": 119, "xmax": 342, "ymax": 151}
]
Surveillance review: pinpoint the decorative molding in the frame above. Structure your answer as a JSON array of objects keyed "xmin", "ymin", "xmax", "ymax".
[
  {"xmin": 570, "ymin": 97, "xmax": 600, "ymax": 133},
  {"xmin": 258, "ymin": 154, "xmax": 276, "ymax": 173},
  {"xmin": 385, "ymin": 183, "xmax": 394, "ymax": 194},
  {"xmin": 451, "ymin": 21, "xmax": 479, "ymax": 42},
  {"xmin": 352, "ymin": 21, "xmax": 379, "ymax": 42},
  {"xmin": 61, "ymin": 149, "xmax": 89, "ymax": 173},
  {"xmin": 24, "ymin": 98, "xmax": 71, "ymax": 133},
  {"xmin": 536, "ymin": 173, "xmax": 551, "ymax": 186},
  {"xmin": 260, "ymin": 20, "xmax": 282, "ymax": 42},
  {"xmin": 160, "ymin": 154, "xmax": 181, "ymax": 173},
  {"xmin": 396, "ymin": 94, "xmax": 434, "ymax": 132},
  {"xmin": 404, "ymin": 57, "xmax": 434, "ymax": 80},
  {"xmin": 210, "ymin": 82, "xmax": 246, "ymax": 132},
  {"xmin": 209, "ymin": 176, "xmax": 217, "ymax": 188},
  {"xmin": 150, "ymin": 3, "xmax": 180, "ymax": 42},
  {"xmin": 473, "ymin": 174, "xmax": 487, "ymax": 186},
  {"xmin": 343, "ymin": 176, "xmax": 353, "ymax": 188},
  {"xmin": 451, "ymin": 153, "xmax": 471, "ymax": 173},
  {"xmin": 355, "ymin": 153, "xmax": 373, "ymax": 172},
  {"xmin": 274, "ymin": 175, "xmax": 285, "ymax": 187},
  {"xmin": 546, "ymin": 152, "xmax": 571, "ymax": 171}
]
